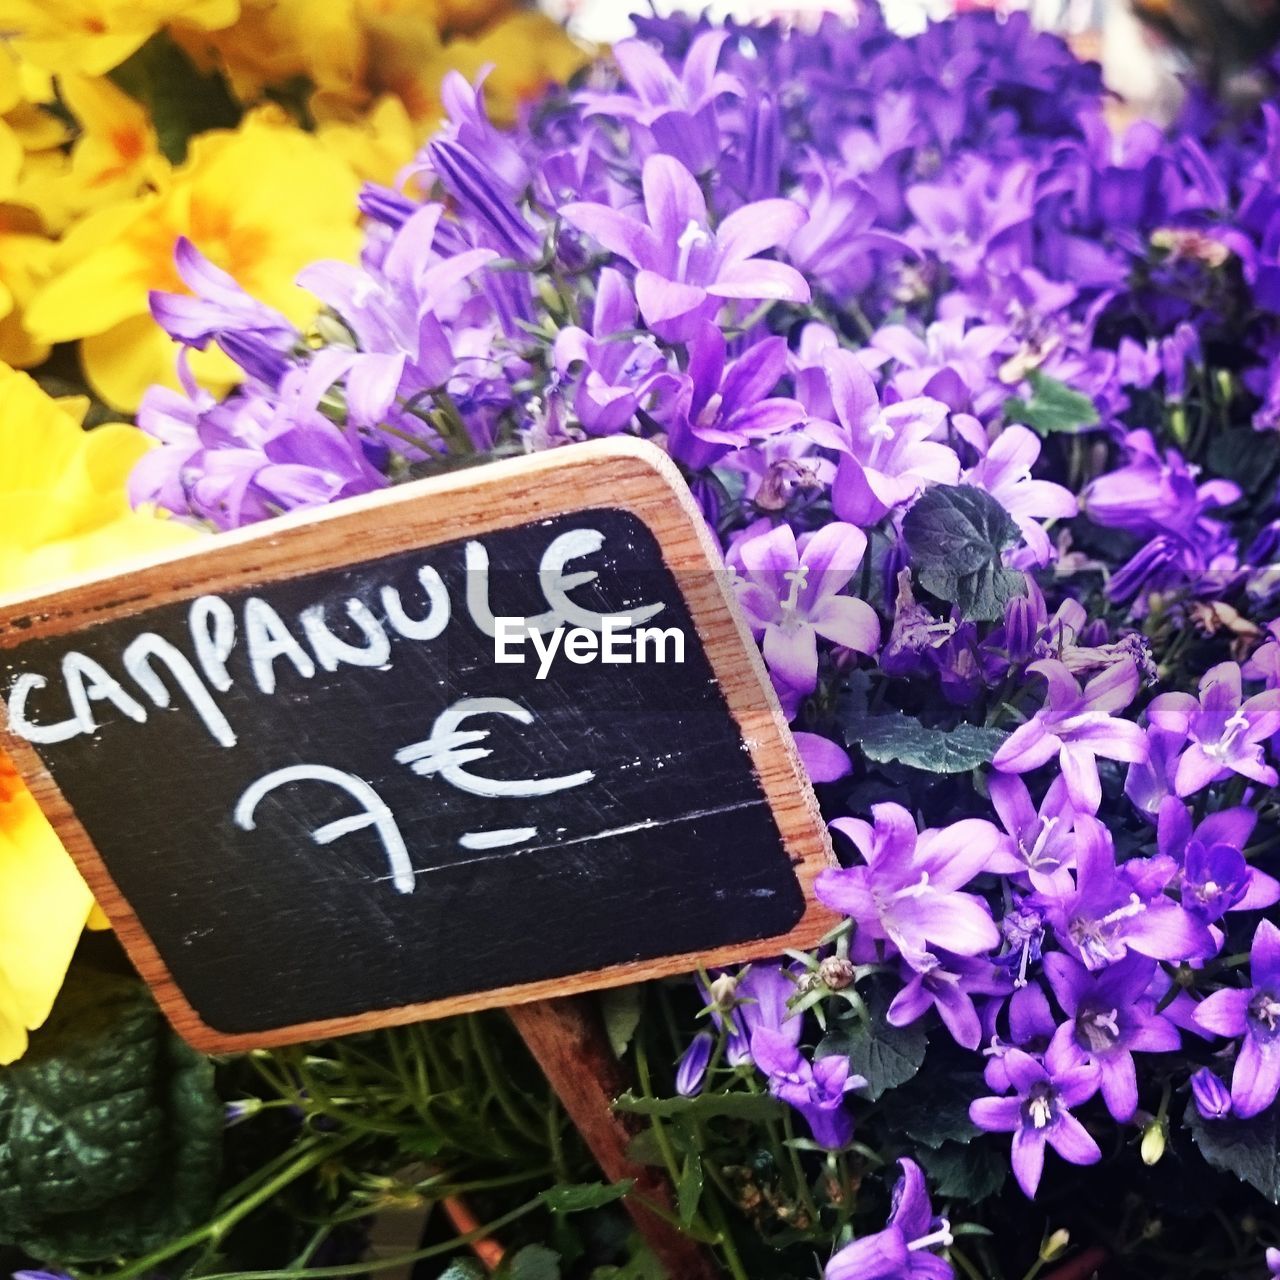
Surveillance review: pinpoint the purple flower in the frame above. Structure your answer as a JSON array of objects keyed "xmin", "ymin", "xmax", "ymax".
[
  {"xmin": 818, "ymin": 803, "xmax": 1002, "ymax": 968},
  {"xmin": 1043, "ymin": 952, "xmax": 1180, "ymax": 1122},
  {"xmin": 561, "ymin": 154, "xmax": 809, "ymax": 341},
  {"xmin": 1042, "ymin": 816, "xmax": 1216, "ymax": 971},
  {"xmin": 824, "ymin": 1159, "xmax": 955, "ymax": 1280},
  {"xmin": 905, "ymin": 159, "xmax": 1036, "ymax": 283},
  {"xmin": 731, "ymin": 520, "xmax": 880, "ymax": 694},
  {"xmin": 962, "ymin": 426, "xmax": 1078, "ymax": 567},
  {"xmin": 804, "ymin": 348, "xmax": 956, "ymax": 526},
  {"xmin": 1190, "ymin": 1067, "xmax": 1232, "ymax": 1120},
  {"xmin": 991, "ymin": 658, "xmax": 1148, "ymax": 814},
  {"xmin": 1083, "ymin": 429, "xmax": 1239, "ymax": 544},
  {"xmin": 676, "ymin": 1031, "xmax": 714, "ymax": 1097},
  {"xmin": 705, "ymin": 962, "xmax": 804, "ymax": 1068},
  {"xmin": 888, "ymin": 952, "xmax": 1011, "ymax": 1050},
  {"xmin": 874, "ymin": 317, "xmax": 1009, "ymax": 413},
  {"xmin": 298, "ymin": 203, "xmax": 499, "ymax": 393},
  {"xmin": 969, "ymin": 1042, "xmax": 1101, "ymax": 1199},
  {"xmin": 1124, "ymin": 726, "xmax": 1185, "ymax": 818},
  {"xmin": 553, "ymin": 269, "xmax": 666, "ymax": 435},
  {"xmin": 660, "ymin": 324, "xmax": 807, "ymax": 468},
  {"xmin": 579, "ymin": 30, "xmax": 744, "ymax": 173},
  {"xmin": 793, "ymin": 732, "xmax": 853, "ymax": 783},
  {"xmin": 1268, "ymin": 1248, "xmax": 1280, "ymax": 1278},
  {"xmin": 1147, "ymin": 662, "xmax": 1280, "ymax": 797},
  {"xmin": 149, "ymin": 237, "xmax": 295, "ymax": 371},
  {"xmin": 427, "ymin": 136, "xmax": 541, "ymax": 260},
  {"xmin": 983, "ymin": 980, "xmax": 1056, "ymax": 1092},
  {"xmin": 1192, "ymin": 919, "xmax": 1280, "ymax": 1118},
  {"xmin": 750, "ymin": 1025, "xmax": 865, "ymax": 1149},
  {"xmin": 987, "ymin": 773, "xmax": 1077, "ymax": 894},
  {"xmin": 1157, "ymin": 797, "xmax": 1280, "ymax": 923}
]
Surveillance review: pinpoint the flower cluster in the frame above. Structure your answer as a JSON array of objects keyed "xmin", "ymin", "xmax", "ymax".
[
  {"xmin": 0, "ymin": 0, "xmax": 585, "ymax": 409},
  {"xmin": 128, "ymin": 6, "xmax": 1280, "ymax": 1275}
]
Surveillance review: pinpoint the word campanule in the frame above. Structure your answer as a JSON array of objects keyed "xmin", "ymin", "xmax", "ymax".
[{"xmin": 6, "ymin": 526, "xmax": 664, "ymax": 750}]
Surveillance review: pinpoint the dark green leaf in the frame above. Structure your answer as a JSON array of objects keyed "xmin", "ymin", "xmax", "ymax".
[
  {"xmin": 600, "ymin": 986, "xmax": 643, "ymax": 1059},
  {"xmin": 1004, "ymin": 370, "xmax": 1099, "ymax": 436},
  {"xmin": 893, "ymin": 1073, "xmax": 986, "ymax": 1148},
  {"xmin": 541, "ymin": 1180, "xmax": 634, "ymax": 1215},
  {"xmin": 677, "ymin": 1153, "xmax": 704, "ymax": 1226},
  {"xmin": 0, "ymin": 969, "xmax": 221, "ymax": 1263},
  {"xmin": 822, "ymin": 988, "xmax": 928, "ymax": 1102},
  {"xmin": 508, "ymin": 1244, "xmax": 562, "ymax": 1280},
  {"xmin": 613, "ymin": 1091, "xmax": 787, "ymax": 1122},
  {"xmin": 846, "ymin": 1016, "xmax": 927, "ymax": 1101},
  {"xmin": 1207, "ymin": 429, "xmax": 1280, "ymax": 499},
  {"xmin": 841, "ymin": 707, "xmax": 1008, "ymax": 773},
  {"xmin": 1186, "ymin": 1098, "xmax": 1280, "ymax": 1202},
  {"xmin": 919, "ymin": 1141, "xmax": 1007, "ymax": 1201},
  {"xmin": 902, "ymin": 485, "xmax": 1027, "ymax": 621}
]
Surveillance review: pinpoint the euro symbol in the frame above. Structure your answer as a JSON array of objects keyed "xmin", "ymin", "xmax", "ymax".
[{"xmin": 394, "ymin": 697, "xmax": 594, "ymax": 799}]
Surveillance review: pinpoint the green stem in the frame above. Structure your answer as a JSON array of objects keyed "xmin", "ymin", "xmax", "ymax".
[
  {"xmin": 105, "ymin": 1134, "xmax": 359, "ymax": 1280},
  {"xmin": 468, "ymin": 1015, "xmax": 544, "ymax": 1145},
  {"xmin": 699, "ymin": 1181, "xmax": 751, "ymax": 1280},
  {"xmin": 782, "ymin": 1109, "xmax": 820, "ymax": 1225},
  {"xmin": 180, "ymin": 1194, "xmax": 547, "ymax": 1280}
]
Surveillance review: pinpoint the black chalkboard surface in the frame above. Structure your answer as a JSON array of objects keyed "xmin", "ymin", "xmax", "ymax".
[{"xmin": 0, "ymin": 440, "xmax": 833, "ymax": 1051}]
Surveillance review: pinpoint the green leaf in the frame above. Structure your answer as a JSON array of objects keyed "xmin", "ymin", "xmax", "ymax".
[
  {"xmin": 819, "ymin": 991, "xmax": 927, "ymax": 1102},
  {"xmin": 893, "ymin": 1073, "xmax": 986, "ymax": 1148},
  {"xmin": 613, "ymin": 1091, "xmax": 787, "ymax": 1122},
  {"xmin": 902, "ymin": 485, "xmax": 1027, "ymax": 621},
  {"xmin": 541, "ymin": 1180, "xmax": 634, "ymax": 1214},
  {"xmin": 677, "ymin": 1152, "xmax": 704, "ymax": 1226},
  {"xmin": 919, "ymin": 1141, "xmax": 1006, "ymax": 1202},
  {"xmin": 600, "ymin": 986, "xmax": 644, "ymax": 1058},
  {"xmin": 0, "ymin": 968, "xmax": 222, "ymax": 1264},
  {"xmin": 1003, "ymin": 370, "xmax": 1100, "ymax": 436},
  {"xmin": 1185, "ymin": 1099, "xmax": 1280, "ymax": 1202},
  {"xmin": 1207, "ymin": 429, "xmax": 1280, "ymax": 499},
  {"xmin": 508, "ymin": 1244, "xmax": 562, "ymax": 1280},
  {"xmin": 841, "ymin": 707, "xmax": 1008, "ymax": 773}
]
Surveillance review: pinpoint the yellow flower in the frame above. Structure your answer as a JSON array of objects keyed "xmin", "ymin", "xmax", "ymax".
[
  {"xmin": 55, "ymin": 74, "xmax": 170, "ymax": 215},
  {"xmin": 25, "ymin": 110, "xmax": 362, "ymax": 410},
  {"xmin": 315, "ymin": 94, "xmax": 418, "ymax": 187},
  {"xmin": 172, "ymin": 0, "xmax": 364, "ymax": 105},
  {"xmin": 0, "ymin": 362, "xmax": 198, "ymax": 1064},
  {"xmin": 0, "ymin": 211, "xmax": 55, "ymax": 367},
  {"xmin": 0, "ymin": 0, "xmax": 241, "ymax": 76},
  {"xmin": 440, "ymin": 10, "xmax": 591, "ymax": 126}
]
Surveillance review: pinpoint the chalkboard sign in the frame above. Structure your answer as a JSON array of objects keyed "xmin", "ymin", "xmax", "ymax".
[{"xmin": 0, "ymin": 439, "xmax": 833, "ymax": 1052}]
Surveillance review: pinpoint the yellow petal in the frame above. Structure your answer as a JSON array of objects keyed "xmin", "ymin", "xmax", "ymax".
[
  {"xmin": 0, "ymin": 764, "xmax": 94, "ymax": 1058},
  {"xmin": 25, "ymin": 239, "xmax": 151, "ymax": 342}
]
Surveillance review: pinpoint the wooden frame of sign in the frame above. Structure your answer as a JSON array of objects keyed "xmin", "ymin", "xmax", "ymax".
[{"xmin": 0, "ymin": 437, "xmax": 835, "ymax": 1050}]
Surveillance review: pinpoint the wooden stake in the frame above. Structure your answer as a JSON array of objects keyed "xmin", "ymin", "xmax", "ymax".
[{"xmin": 509, "ymin": 997, "xmax": 723, "ymax": 1280}]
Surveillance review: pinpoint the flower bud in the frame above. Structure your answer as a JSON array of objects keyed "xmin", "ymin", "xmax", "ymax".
[
  {"xmin": 818, "ymin": 956, "xmax": 856, "ymax": 990},
  {"xmin": 1141, "ymin": 1119, "xmax": 1166, "ymax": 1166},
  {"xmin": 676, "ymin": 1032, "xmax": 713, "ymax": 1098},
  {"xmin": 1191, "ymin": 1067, "xmax": 1232, "ymax": 1120},
  {"xmin": 707, "ymin": 973, "xmax": 738, "ymax": 1011},
  {"xmin": 1040, "ymin": 1229, "xmax": 1071, "ymax": 1262}
]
